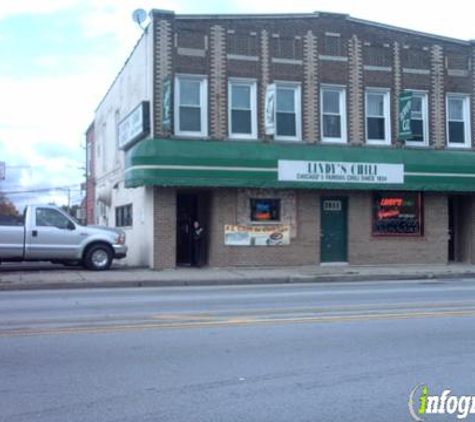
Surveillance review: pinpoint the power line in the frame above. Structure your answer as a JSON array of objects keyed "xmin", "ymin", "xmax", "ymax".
[{"xmin": 1, "ymin": 185, "xmax": 81, "ymax": 195}]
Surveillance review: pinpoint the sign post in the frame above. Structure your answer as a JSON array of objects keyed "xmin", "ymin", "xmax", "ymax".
[
  {"xmin": 118, "ymin": 102, "xmax": 150, "ymax": 150},
  {"xmin": 398, "ymin": 91, "xmax": 413, "ymax": 141}
]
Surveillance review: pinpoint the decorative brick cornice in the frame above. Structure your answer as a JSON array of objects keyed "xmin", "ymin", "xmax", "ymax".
[
  {"xmin": 348, "ymin": 35, "xmax": 364, "ymax": 145},
  {"xmin": 210, "ymin": 25, "xmax": 227, "ymax": 139},
  {"xmin": 153, "ymin": 18, "xmax": 173, "ymax": 138},
  {"xmin": 430, "ymin": 44, "xmax": 445, "ymax": 148},
  {"xmin": 393, "ymin": 42, "xmax": 402, "ymax": 143},
  {"xmin": 303, "ymin": 31, "xmax": 319, "ymax": 143},
  {"xmin": 260, "ymin": 30, "xmax": 270, "ymax": 140}
]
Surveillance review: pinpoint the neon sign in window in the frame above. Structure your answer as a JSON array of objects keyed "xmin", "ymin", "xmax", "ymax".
[
  {"xmin": 373, "ymin": 192, "xmax": 422, "ymax": 236},
  {"xmin": 250, "ymin": 199, "xmax": 281, "ymax": 222}
]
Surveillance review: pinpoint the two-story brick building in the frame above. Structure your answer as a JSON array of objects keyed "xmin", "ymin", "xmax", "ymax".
[{"xmin": 90, "ymin": 10, "xmax": 475, "ymax": 269}]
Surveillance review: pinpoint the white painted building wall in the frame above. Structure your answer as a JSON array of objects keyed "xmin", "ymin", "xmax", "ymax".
[{"xmin": 93, "ymin": 26, "xmax": 154, "ymax": 267}]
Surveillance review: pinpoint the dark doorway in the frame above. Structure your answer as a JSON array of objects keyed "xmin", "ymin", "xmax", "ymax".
[
  {"xmin": 448, "ymin": 197, "xmax": 455, "ymax": 262},
  {"xmin": 176, "ymin": 192, "xmax": 210, "ymax": 266},
  {"xmin": 448, "ymin": 195, "xmax": 471, "ymax": 263}
]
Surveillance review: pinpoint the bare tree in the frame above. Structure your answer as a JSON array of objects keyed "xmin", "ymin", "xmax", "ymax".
[{"xmin": 0, "ymin": 191, "xmax": 20, "ymax": 218}]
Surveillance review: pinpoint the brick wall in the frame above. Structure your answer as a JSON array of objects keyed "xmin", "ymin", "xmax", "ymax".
[
  {"xmin": 348, "ymin": 192, "xmax": 448, "ymax": 264},
  {"xmin": 153, "ymin": 187, "xmax": 177, "ymax": 269},
  {"xmin": 153, "ymin": 12, "xmax": 174, "ymax": 138},
  {"xmin": 151, "ymin": 12, "xmax": 474, "ymax": 146},
  {"xmin": 208, "ymin": 188, "xmax": 319, "ymax": 267},
  {"xmin": 206, "ymin": 188, "xmax": 449, "ymax": 266},
  {"xmin": 209, "ymin": 25, "xmax": 227, "ymax": 139}
]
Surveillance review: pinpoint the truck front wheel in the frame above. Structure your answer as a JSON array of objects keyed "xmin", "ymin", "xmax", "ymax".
[{"xmin": 84, "ymin": 244, "xmax": 113, "ymax": 271}]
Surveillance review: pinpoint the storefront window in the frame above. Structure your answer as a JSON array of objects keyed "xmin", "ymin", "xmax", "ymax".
[
  {"xmin": 250, "ymin": 199, "xmax": 281, "ymax": 222},
  {"xmin": 372, "ymin": 192, "xmax": 422, "ymax": 236}
]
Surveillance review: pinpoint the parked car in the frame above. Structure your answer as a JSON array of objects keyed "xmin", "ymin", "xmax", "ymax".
[{"xmin": 0, "ymin": 204, "xmax": 127, "ymax": 270}]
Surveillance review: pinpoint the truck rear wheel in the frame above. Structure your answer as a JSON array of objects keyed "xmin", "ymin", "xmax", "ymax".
[{"xmin": 84, "ymin": 244, "xmax": 113, "ymax": 271}]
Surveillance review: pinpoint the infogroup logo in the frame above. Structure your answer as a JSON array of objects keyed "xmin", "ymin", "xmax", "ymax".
[{"xmin": 409, "ymin": 384, "xmax": 475, "ymax": 421}]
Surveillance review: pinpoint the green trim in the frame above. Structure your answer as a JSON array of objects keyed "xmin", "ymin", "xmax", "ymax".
[{"xmin": 125, "ymin": 138, "xmax": 475, "ymax": 192}]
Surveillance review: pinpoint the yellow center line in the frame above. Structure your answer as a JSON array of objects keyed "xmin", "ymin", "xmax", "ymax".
[
  {"xmin": 2, "ymin": 301, "xmax": 475, "ymax": 327},
  {"xmin": 1, "ymin": 309, "xmax": 475, "ymax": 338}
]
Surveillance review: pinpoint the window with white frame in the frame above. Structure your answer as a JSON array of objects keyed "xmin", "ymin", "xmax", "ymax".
[
  {"xmin": 447, "ymin": 94, "xmax": 470, "ymax": 148},
  {"xmin": 275, "ymin": 84, "xmax": 301, "ymax": 141},
  {"xmin": 228, "ymin": 80, "xmax": 257, "ymax": 139},
  {"xmin": 174, "ymin": 76, "xmax": 208, "ymax": 137},
  {"xmin": 366, "ymin": 89, "xmax": 391, "ymax": 145},
  {"xmin": 321, "ymin": 86, "xmax": 347, "ymax": 143},
  {"xmin": 406, "ymin": 91, "xmax": 428, "ymax": 146}
]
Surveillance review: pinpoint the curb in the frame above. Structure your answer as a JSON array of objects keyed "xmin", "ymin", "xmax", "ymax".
[{"xmin": 1, "ymin": 271, "xmax": 475, "ymax": 291}]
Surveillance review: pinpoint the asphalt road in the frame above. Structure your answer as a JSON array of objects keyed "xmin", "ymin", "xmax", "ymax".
[{"xmin": 1, "ymin": 280, "xmax": 475, "ymax": 421}]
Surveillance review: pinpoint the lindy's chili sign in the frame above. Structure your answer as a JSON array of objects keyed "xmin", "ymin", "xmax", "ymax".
[{"xmin": 278, "ymin": 160, "xmax": 404, "ymax": 184}]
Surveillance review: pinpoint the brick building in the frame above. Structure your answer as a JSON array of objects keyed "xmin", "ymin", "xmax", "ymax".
[
  {"xmin": 84, "ymin": 123, "xmax": 95, "ymax": 225},
  {"xmin": 91, "ymin": 10, "xmax": 475, "ymax": 268}
]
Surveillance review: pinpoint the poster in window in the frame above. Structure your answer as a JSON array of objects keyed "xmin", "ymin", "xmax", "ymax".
[
  {"xmin": 250, "ymin": 198, "xmax": 280, "ymax": 222},
  {"xmin": 265, "ymin": 84, "xmax": 276, "ymax": 135},
  {"xmin": 373, "ymin": 192, "xmax": 422, "ymax": 236},
  {"xmin": 224, "ymin": 225, "xmax": 290, "ymax": 246}
]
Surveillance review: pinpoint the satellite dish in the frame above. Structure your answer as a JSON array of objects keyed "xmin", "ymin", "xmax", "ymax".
[{"xmin": 132, "ymin": 9, "xmax": 147, "ymax": 29}]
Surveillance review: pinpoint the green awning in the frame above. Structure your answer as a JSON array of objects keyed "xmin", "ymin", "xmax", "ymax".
[{"xmin": 125, "ymin": 138, "xmax": 475, "ymax": 192}]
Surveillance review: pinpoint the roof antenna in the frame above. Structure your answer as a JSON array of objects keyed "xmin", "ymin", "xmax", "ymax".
[{"xmin": 132, "ymin": 9, "xmax": 147, "ymax": 30}]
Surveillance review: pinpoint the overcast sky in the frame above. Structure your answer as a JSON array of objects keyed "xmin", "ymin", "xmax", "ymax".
[{"xmin": 1, "ymin": 0, "xmax": 474, "ymax": 209}]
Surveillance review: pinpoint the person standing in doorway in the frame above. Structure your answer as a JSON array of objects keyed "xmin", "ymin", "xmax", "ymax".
[{"xmin": 192, "ymin": 220, "xmax": 204, "ymax": 267}]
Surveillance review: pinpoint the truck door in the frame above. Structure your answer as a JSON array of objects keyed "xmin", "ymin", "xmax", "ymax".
[{"xmin": 25, "ymin": 207, "xmax": 83, "ymax": 260}]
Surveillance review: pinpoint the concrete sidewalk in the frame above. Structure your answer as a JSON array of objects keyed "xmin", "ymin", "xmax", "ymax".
[{"xmin": 2, "ymin": 262, "xmax": 475, "ymax": 291}]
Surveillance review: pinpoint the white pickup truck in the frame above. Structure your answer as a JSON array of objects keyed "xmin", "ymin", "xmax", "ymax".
[{"xmin": 0, "ymin": 204, "xmax": 127, "ymax": 270}]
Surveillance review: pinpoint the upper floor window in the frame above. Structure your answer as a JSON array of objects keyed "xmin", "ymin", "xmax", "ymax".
[
  {"xmin": 321, "ymin": 86, "xmax": 347, "ymax": 143},
  {"xmin": 275, "ymin": 83, "xmax": 302, "ymax": 141},
  {"xmin": 174, "ymin": 75, "xmax": 208, "ymax": 137},
  {"xmin": 228, "ymin": 80, "xmax": 257, "ymax": 139},
  {"xmin": 446, "ymin": 94, "xmax": 471, "ymax": 148},
  {"xmin": 405, "ymin": 91, "xmax": 429, "ymax": 147},
  {"xmin": 366, "ymin": 89, "xmax": 391, "ymax": 145}
]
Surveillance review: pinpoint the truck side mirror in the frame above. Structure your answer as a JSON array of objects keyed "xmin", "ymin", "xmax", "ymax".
[{"xmin": 67, "ymin": 221, "xmax": 76, "ymax": 231}]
